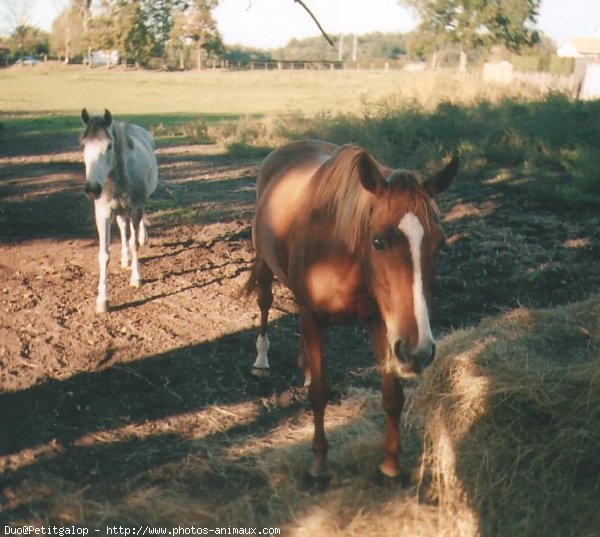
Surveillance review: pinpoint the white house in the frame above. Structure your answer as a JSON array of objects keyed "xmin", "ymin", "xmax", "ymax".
[
  {"xmin": 557, "ymin": 38, "xmax": 600, "ymax": 58},
  {"xmin": 85, "ymin": 50, "xmax": 120, "ymax": 66},
  {"xmin": 557, "ymin": 26, "xmax": 600, "ymax": 58},
  {"xmin": 557, "ymin": 28, "xmax": 600, "ymax": 99}
]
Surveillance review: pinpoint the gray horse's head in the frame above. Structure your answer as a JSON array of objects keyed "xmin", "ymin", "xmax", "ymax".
[{"xmin": 80, "ymin": 108, "xmax": 115, "ymax": 200}]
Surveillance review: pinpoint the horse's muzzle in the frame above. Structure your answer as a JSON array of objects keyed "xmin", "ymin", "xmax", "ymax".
[
  {"xmin": 393, "ymin": 340, "xmax": 436, "ymax": 376},
  {"xmin": 85, "ymin": 182, "xmax": 102, "ymax": 200}
]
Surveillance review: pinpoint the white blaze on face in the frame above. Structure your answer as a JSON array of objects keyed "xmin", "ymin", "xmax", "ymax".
[
  {"xmin": 396, "ymin": 212, "xmax": 434, "ymax": 355},
  {"xmin": 83, "ymin": 139, "xmax": 111, "ymax": 186}
]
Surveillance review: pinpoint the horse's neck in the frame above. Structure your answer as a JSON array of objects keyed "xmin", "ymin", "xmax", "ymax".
[{"xmin": 109, "ymin": 123, "xmax": 129, "ymax": 192}]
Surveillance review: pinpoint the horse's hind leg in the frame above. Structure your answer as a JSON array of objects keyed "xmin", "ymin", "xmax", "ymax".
[
  {"xmin": 138, "ymin": 213, "xmax": 148, "ymax": 246},
  {"xmin": 252, "ymin": 260, "xmax": 273, "ymax": 377},
  {"xmin": 116, "ymin": 214, "xmax": 130, "ymax": 269},
  {"xmin": 128, "ymin": 206, "xmax": 143, "ymax": 288}
]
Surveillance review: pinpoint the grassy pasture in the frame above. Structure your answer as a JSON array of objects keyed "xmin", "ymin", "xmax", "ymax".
[
  {"xmin": 2, "ymin": 65, "xmax": 600, "ymax": 535},
  {"xmin": 1, "ymin": 65, "xmax": 443, "ymax": 116},
  {"xmin": 2, "ymin": 65, "xmax": 599, "ymax": 199}
]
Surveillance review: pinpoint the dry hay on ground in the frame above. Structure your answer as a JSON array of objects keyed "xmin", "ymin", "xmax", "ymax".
[
  {"xmin": 420, "ymin": 295, "xmax": 600, "ymax": 537},
  {"xmin": 7, "ymin": 296, "xmax": 600, "ymax": 536}
]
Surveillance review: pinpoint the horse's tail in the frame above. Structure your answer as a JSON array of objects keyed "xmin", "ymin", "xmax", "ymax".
[{"xmin": 242, "ymin": 257, "xmax": 259, "ymax": 297}]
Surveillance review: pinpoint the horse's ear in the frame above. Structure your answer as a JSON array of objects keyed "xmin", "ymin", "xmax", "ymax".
[
  {"xmin": 81, "ymin": 108, "xmax": 90, "ymax": 125},
  {"xmin": 423, "ymin": 154, "xmax": 459, "ymax": 197},
  {"xmin": 104, "ymin": 109, "xmax": 112, "ymax": 126},
  {"xmin": 358, "ymin": 152, "xmax": 386, "ymax": 196}
]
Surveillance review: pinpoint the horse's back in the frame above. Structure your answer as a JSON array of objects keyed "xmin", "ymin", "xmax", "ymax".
[
  {"xmin": 257, "ymin": 140, "xmax": 337, "ymax": 197},
  {"xmin": 253, "ymin": 140, "xmax": 339, "ymax": 285},
  {"xmin": 123, "ymin": 122, "xmax": 158, "ymax": 200}
]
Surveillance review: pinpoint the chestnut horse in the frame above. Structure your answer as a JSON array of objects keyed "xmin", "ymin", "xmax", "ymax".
[{"xmin": 245, "ymin": 140, "xmax": 458, "ymax": 479}]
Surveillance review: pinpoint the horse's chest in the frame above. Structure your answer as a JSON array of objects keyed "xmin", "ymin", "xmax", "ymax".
[{"xmin": 302, "ymin": 259, "xmax": 374, "ymax": 320}]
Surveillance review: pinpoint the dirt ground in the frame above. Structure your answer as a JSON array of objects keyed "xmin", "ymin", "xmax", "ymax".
[{"xmin": 1, "ymin": 131, "xmax": 600, "ymax": 525}]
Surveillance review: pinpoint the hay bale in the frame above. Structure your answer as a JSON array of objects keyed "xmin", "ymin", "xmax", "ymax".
[{"xmin": 419, "ymin": 297, "xmax": 600, "ymax": 537}]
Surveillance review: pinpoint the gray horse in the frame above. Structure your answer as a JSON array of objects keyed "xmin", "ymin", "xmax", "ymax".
[{"xmin": 80, "ymin": 108, "xmax": 158, "ymax": 313}]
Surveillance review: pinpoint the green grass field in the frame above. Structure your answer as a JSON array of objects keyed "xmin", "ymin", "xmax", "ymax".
[
  {"xmin": 0, "ymin": 65, "xmax": 444, "ymax": 116},
  {"xmin": 2, "ymin": 64, "xmax": 599, "ymax": 200}
]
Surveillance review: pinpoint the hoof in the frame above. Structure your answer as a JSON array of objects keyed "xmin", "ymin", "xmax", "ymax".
[
  {"xmin": 377, "ymin": 461, "xmax": 416, "ymax": 488},
  {"xmin": 130, "ymin": 279, "xmax": 141, "ymax": 288},
  {"xmin": 96, "ymin": 299, "xmax": 109, "ymax": 313},
  {"xmin": 310, "ymin": 459, "xmax": 332, "ymax": 480},
  {"xmin": 378, "ymin": 459, "xmax": 401, "ymax": 480},
  {"xmin": 251, "ymin": 366, "xmax": 270, "ymax": 377},
  {"xmin": 305, "ymin": 470, "xmax": 333, "ymax": 491}
]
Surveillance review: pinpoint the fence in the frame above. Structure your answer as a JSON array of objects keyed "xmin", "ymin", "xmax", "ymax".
[{"xmin": 226, "ymin": 60, "xmax": 343, "ymax": 71}]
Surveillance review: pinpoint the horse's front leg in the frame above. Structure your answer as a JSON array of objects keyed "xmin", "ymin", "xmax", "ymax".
[
  {"xmin": 370, "ymin": 317, "xmax": 405, "ymax": 478},
  {"xmin": 116, "ymin": 214, "xmax": 130, "ymax": 269},
  {"xmin": 94, "ymin": 203, "xmax": 112, "ymax": 313},
  {"xmin": 128, "ymin": 205, "xmax": 143, "ymax": 287},
  {"xmin": 300, "ymin": 307, "xmax": 330, "ymax": 479}
]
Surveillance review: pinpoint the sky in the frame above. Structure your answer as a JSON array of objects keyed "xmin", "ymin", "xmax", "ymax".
[{"xmin": 4, "ymin": 0, "xmax": 600, "ymax": 48}]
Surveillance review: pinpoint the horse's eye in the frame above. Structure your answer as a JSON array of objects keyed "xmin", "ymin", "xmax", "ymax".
[
  {"xmin": 107, "ymin": 143, "xmax": 113, "ymax": 151},
  {"xmin": 372, "ymin": 237, "xmax": 385, "ymax": 251}
]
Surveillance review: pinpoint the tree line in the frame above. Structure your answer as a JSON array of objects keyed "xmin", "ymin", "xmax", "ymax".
[
  {"xmin": 1, "ymin": 0, "xmax": 552, "ymax": 71},
  {"xmin": 1, "ymin": 0, "xmax": 222, "ymax": 68}
]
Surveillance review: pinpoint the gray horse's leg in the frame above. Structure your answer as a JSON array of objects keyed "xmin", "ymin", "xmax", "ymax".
[
  {"xmin": 94, "ymin": 203, "xmax": 112, "ymax": 313},
  {"xmin": 116, "ymin": 214, "xmax": 130, "ymax": 269},
  {"xmin": 138, "ymin": 214, "xmax": 148, "ymax": 246},
  {"xmin": 128, "ymin": 205, "xmax": 143, "ymax": 287}
]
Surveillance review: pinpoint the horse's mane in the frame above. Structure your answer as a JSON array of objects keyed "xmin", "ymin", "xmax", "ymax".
[{"xmin": 310, "ymin": 145, "xmax": 438, "ymax": 253}]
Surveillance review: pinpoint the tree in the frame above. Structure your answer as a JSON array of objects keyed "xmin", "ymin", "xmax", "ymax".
[
  {"xmin": 1, "ymin": 0, "xmax": 35, "ymax": 61},
  {"xmin": 64, "ymin": 0, "xmax": 94, "ymax": 68},
  {"xmin": 92, "ymin": 0, "xmax": 154, "ymax": 66},
  {"xmin": 141, "ymin": 0, "xmax": 188, "ymax": 57},
  {"xmin": 168, "ymin": 6, "xmax": 188, "ymax": 69},
  {"xmin": 185, "ymin": 0, "xmax": 220, "ymax": 70},
  {"xmin": 115, "ymin": 0, "xmax": 154, "ymax": 66},
  {"xmin": 90, "ymin": 0, "xmax": 116, "ymax": 64},
  {"xmin": 7, "ymin": 25, "xmax": 49, "ymax": 60},
  {"xmin": 404, "ymin": 26, "xmax": 445, "ymax": 69},
  {"xmin": 400, "ymin": 0, "xmax": 541, "ymax": 72},
  {"xmin": 50, "ymin": 5, "xmax": 86, "ymax": 63}
]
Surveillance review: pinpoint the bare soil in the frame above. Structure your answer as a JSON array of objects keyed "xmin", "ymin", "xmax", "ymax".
[{"xmin": 1, "ymin": 133, "xmax": 600, "ymax": 525}]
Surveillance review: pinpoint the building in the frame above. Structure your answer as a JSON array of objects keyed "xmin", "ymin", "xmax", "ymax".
[
  {"xmin": 557, "ymin": 27, "xmax": 600, "ymax": 59},
  {"xmin": 85, "ymin": 50, "xmax": 120, "ymax": 67},
  {"xmin": 556, "ymin": 28, "xmax": 600, "ymax": 99}
]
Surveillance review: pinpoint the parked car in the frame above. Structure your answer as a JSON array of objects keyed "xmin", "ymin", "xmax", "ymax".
[{"xmin": 15, "ymin": 56, "xmax": 41, "ymax": 66}]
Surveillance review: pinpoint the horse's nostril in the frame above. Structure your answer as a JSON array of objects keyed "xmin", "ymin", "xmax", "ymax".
[
  {"xmin": 428, "ymin": 343, "xmax": 437, "ymax": 364},
  {"xmin": 85, "ymin": 182, "xmax": 101, "ymax": 200},
  {"xmin": 393, "ymin": 340, "xmax": 407, "ymax": 363}
]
